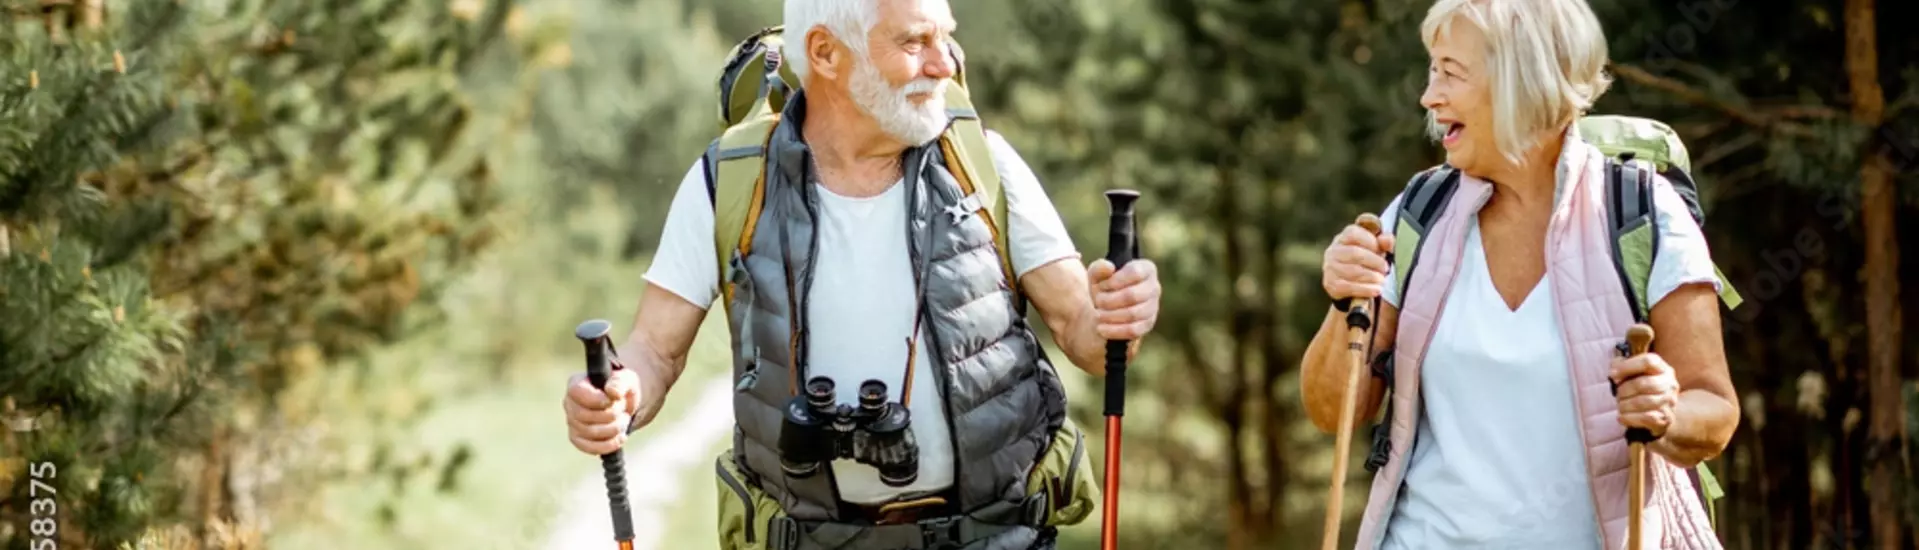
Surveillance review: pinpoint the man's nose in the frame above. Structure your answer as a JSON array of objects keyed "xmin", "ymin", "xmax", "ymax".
[{"xmin": 922, "ymin": 42, "xmax": 955, "ymax": 80}]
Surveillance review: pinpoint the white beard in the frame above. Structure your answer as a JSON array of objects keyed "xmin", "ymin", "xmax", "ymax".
[{"xmin": 848, "ymin": 56, "xmax": 950, "ymax": 146}]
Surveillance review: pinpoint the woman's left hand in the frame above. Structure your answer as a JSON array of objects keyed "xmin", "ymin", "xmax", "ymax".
[{"xmin": 1611, "ymin": 352, "xmax": 1681, "ymax": 438}]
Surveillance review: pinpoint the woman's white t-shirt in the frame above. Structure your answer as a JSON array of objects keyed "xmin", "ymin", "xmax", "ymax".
[{"xmin": 1373, "ymin": 180, "xmax": 1723, "ymax": 549}]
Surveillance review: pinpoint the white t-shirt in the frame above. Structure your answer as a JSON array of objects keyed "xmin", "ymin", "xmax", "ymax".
[
  {"xmin": 1374, "ymin": 180, "xmax": 1723, "ymax": 548},
  {"xmin": 642, "ymin": 131, "xmax": 1081, "ymax": 504}
]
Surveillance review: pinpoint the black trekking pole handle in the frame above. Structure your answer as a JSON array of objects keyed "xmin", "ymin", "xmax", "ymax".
[
  {"xmin": 1102, "ymin": 190, "xmax": 1140, "ymax": 416},
  {"xmin": 576, "ymin": 319, "xmax": 636, "ymax": 550}
]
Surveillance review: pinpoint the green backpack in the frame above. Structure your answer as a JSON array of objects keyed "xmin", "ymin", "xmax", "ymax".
[
  {"xmin": 700, "ymin": 26, "xmax": 1017, "ymax": 321},
  {"xmin": 1369, "ymin": 114, "xmax": 1740, "ymax": 527}
]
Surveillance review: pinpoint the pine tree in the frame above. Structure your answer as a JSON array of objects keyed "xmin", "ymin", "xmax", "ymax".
[
  {"xmin": 2, "ymin": 0, "xmax": 524, "ymax": 546},
  {"xmin": 1, "ymin": 1, "xmax": 196, "ymax": 547}
]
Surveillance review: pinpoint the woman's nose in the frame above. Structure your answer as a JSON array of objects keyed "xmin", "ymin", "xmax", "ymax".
[{"xmin": 1419, "ymin": 81, "xmax": 1444, "ymax": 110}]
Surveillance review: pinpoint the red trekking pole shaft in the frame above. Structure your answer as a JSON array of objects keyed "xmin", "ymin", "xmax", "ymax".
[{"xmin": 1099, "ymin": 190, "xmax": 1140, "ymax": 550}]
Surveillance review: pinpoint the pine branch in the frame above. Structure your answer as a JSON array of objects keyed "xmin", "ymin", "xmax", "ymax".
[
  {"xmin": 1610, "ymin": 63, "xmax": 1820, "ymax": 137},
  {"xmin": 0, "ymin": 61, "xmax": 130, "ymax": 218}
]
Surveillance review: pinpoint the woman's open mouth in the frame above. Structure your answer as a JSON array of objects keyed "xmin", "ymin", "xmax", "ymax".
[{"xmin": 1442, "ymin": 121, "xmax": 1464, "ymax": 146}]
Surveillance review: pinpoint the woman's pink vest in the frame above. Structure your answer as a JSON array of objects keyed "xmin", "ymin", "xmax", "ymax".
[{"xmin": 1351, "ymin": 130, "xmax": 1721, "ymax": 549}]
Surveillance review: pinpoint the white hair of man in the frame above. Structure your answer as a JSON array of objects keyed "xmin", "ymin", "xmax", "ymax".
[
  {"xmin": 782, "ymin": 0, "xmax": 952, "ymax": 145},
  {"xmin": 1421, "ymin": 0, "xmax": 1614, "ymax": 165},
  {"xmin": 782, "ymin": 0, "xmax": 880, "ymax": 86}
]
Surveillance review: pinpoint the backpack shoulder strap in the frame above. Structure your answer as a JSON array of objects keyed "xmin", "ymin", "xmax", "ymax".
[
  {"xmin": 934, "ymin": 80, "xmax": 1019, "ymax": 307},
  {"xmin": 1390, "ymin": 164, "xmax": 1461, "ymax": 303},
  {"xmin": 1362, "ymin": 165, "xmax": 1456, "ymax": 474},
  {"xmin": 710, "ymin": 105, "xmax": 781, "ymax": 319},
  {"xmin": 1606, "ymin": 154, "xmax": 1659, "ymax": 323}
]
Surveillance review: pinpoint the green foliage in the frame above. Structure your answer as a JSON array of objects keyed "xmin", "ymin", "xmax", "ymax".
[
  {"xmin": 146, "ymin": 0, "xmax": 517, "ymax": 386},
  {"xmin": 1, "ymin": 2, "xmax": 196, "ymax": 546},
  {"xmin": 1, "ymin": 0, "xmax": 542, "ymax": 546},
  {"xmin": 524, "ymin": 0, "xmax": 779, "ymax": 254}
]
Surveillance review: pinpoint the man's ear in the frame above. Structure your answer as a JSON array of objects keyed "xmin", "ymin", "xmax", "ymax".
[{"xmin": 804, "ymin": 25, "xmax": 845, "ymax": 82}]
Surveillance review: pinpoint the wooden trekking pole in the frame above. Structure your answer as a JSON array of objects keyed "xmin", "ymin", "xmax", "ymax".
[
  {"xmin": 1099, "ymin": 189, "xmax": 1141, "ymax": 550},
  {"xmin": 1621, "ymin": 323, "xmax": 1656, "ymax": 550},
  {"xmin": 1322, "ymin": 213, "xmax": 1383, "ymax": 550},
  {"xmin": 576, "ymin": 319, "xmax": 636, "ymax": 550}
]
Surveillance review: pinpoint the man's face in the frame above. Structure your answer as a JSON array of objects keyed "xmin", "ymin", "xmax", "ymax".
[{"xmin": 848, "ymin": 0, "xmax": 957, "ymax": 146}]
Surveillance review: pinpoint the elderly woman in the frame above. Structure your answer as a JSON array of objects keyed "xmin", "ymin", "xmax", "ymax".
[{"xmin": 1300, "ymin": 0, "xmax": 1740, "ymax": 548}]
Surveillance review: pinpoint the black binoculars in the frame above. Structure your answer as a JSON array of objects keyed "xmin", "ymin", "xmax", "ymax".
[{"xmin": 777, "ymin": 376, "xmax": 919, "ymax": 487}]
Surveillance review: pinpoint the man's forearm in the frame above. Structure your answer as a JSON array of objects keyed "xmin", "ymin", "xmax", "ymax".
[
  {"xmin": 619, "ymin": 331, "xmax": 688, "ymax": 433},
  {"xmin": 1650, "ymin": 389, "xmax": 1740, "ymax": 467},
  {"xmin": 1053, "ymin": 307, "xmax": 1139, "ymax": 377}
]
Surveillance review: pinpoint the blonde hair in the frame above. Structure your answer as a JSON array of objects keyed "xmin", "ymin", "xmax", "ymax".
[{"xmin": 1421, "ymin": 0, "xmax": 1613, "ymax": 165}]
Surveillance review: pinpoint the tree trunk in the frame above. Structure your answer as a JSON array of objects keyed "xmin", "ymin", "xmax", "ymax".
[
  {"xmin": 1220, "ymin": 162, "xmax": 1254, "ymax": 550},
  {"xmin": 1843, "ymin": 0, "xmax": 1905, "ymax": 548},
  {"xmin": 76, "ymin": 0, "xmax": 100, "ymax": 29},
  {"xmin": 1256, "ymin": 176, "xmax": 1287, "ymax": 543},
  {"xmin": 201, "ymin": 423, "xmax": 227, "ymax": 534}
]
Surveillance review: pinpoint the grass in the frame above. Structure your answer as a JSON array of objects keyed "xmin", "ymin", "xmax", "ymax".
[
  {"xmin": 259, "ymin": 180, "xmax": 740, "ymax": 549},
  {"xmin": 261, "ymin": 302, "xmax": 737, "ymax": 549}
]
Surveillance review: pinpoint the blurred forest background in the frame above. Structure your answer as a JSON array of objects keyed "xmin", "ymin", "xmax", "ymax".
[{"xmin": 1, "ymin": 0, "xmax": 1915, "ymax": 549}]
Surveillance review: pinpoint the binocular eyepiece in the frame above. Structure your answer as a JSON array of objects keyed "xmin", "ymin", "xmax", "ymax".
[{"xmin": 777, "ymin": 376, "xmax": 918, "ymax": 487}]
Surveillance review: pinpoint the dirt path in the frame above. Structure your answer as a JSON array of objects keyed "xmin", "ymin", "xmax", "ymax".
[{"xmin": 541, "ymin": 378, "xmax": 735, "ymax": 550}]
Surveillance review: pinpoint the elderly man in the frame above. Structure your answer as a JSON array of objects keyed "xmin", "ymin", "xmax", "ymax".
[{"xmin": 560, "ymin": 0, "xmax": 1162, "ymax": 548}]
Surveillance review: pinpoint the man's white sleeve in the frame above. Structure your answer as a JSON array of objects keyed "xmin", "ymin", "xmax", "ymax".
[
  {"xmin": 985, "ymin": 131, "xmax": 1081, "ymax": 277},
  {"xmin": 641, "ymin": 159, "xmax": 721, "ymax": 311}
]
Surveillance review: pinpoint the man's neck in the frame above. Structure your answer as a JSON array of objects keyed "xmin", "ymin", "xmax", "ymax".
[{"xmin": 800, "ymin": 91, "xmax": 909, "ymax": 196}]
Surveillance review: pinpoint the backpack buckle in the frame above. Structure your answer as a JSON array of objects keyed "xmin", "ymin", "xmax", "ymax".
[
  {"xmin": 1022, "ymin": 491, "xmax": 1051, "ymax": 526},
  {"xmin": 767, "ymin": 516, "xmax": 801, "ymax": 550},
  {"xmin": 918, "ymin": 515, "xmax": 963, "ymax": 549},
  {"xmin": 945, "ymin": 192, "xmax": 984, "ymax": 224}
]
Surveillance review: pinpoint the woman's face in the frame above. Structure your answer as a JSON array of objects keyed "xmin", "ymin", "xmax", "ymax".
[{"xmin": 1420, "ymin": 18, "xmax": 1498, "ymax": 175}]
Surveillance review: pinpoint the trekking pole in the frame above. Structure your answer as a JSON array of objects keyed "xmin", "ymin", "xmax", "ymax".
[
  {"xmin": 1322, "ymin": 213, "xmax": 1383, "ymax": 550},
  {"xmin": 1620, "ymin": 323, "xmax": 1655, "ymax": 550},
  {"xmin": 1099, "ymin": 189, "xmax": 1141, "ymax": 550},
  {"xmin": 575, "ymin": 319, "xmax": 636, "ymax": 550}
]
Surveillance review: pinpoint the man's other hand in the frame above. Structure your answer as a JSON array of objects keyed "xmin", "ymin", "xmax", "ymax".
[{"xmin": 1086, "ymin": 258, "xmax": 1161, "ymax": 343}]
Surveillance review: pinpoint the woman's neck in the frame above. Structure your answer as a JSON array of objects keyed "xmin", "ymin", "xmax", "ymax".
[{"xmin": 1481, "ymin": 129, "xmax": 1567, "ymax": 216}]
